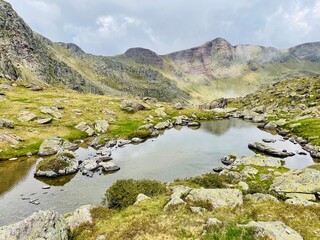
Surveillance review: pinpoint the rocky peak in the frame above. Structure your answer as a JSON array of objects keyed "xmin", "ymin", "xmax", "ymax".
[
  {"xmin": 124, "ymin": 47, "xmax": 163, "ymax": 68},
  {"xmin": 289, "ymin": 42, "xmax": 320, "ymax": 62},
  {"xmin": 56, "ymin": 42, "xmax": 85, "ymax": 55}
]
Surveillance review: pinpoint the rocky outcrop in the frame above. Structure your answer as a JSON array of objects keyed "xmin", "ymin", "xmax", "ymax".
[
  {"xmin": 270, "ymin": 167, "xmax": 320, "ymax": 197},
  {"xmin": 236, "ymin": 154, "xmax": 283, "ymax": 168},
  {"xmin": 245, "ymin": 193, "xmax": 279, "ymax": 203},
  {"xmin": 35, "ymin": 151, "xmax": 79, "ymax": 178},
  {"xmin": 65, "ymin": 205, "xmax": 94, "ymax": 231},
  {"xmin": 38, "ymin": 137, "xmax": 78, "ymax": 156},
  {"xmin": 240, "ymin": 221, "xmax": 303, "ymax": 240},
  {"xmin": 120, "ymin": 100, "xmax": 148, "ymax": 113},
  {"xmin": 40, "ymin": 106, "xmax": 62, "ymax": 119},
  {"xmin": 95, "ymin": 120, "xmax": 109, "ymax": 133},
  {"xmin": 75, "ymin": 122, "xmax": 95, "ymax": 136},
  {"xmin": 248, "ymin": 142, "xmax": 295, "ymax": 158},
  {"xmin": 0, "ymin": 118, "xmax": 14, "ymax": 128},
  {"xmin": 186, "ymin": 189, "xmax": 243, "ymax": 208},
  {"xmin": 0, "ymin": 210, "xmax": 68, "ymax": 240}
]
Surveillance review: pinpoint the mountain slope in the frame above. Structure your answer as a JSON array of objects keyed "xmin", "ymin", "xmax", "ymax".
[{"xmin": 1, "ymin": 0, "xmax": 320, "ymax": 103}]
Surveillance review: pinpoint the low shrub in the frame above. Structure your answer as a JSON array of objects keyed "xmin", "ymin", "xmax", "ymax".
[{"xmin": 104, "ymin": 179, "xmax": 167, "ymax": 209}]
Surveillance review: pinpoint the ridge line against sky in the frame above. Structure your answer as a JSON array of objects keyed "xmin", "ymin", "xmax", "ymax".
[{"xmin": 6, "ymin": 0, "xmax": 320, "ymax": 56}]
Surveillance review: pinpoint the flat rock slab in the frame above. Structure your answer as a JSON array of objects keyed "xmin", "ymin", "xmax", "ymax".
[
  {"xmin": 241, "ymin": 221, "xmax": 303, "ymax": 240},
  {"xmin": 236, "ymin": 154, "xmax": 283, "ymax": 168},
  {"xmin": 270, "ymin": 167, "xmax": 320, "ymax": 194},
  {"xmin": 0, "ymin": 210, "xmax": 68, "ymax": 240},
  {"xmin": 248, "ymin": 142, "xmax": 295, "ymax": 158},
  {"xmin": 186, "ymin": 188, "xmax": 243, "ymax": 208}
]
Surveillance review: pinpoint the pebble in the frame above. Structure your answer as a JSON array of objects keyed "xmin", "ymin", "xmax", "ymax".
[
  {"xmin": 9, "ymin": 158, "xmax": 18, "ymax": 161},
  {"xmin": 42, "ymin": 185, "xmax": 50, "ymax": 190}
]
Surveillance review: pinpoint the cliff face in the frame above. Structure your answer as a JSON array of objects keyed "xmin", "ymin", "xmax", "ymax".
[{"xmin": 1, "ymin": 0, "xmax": 320, "ymax": 103}]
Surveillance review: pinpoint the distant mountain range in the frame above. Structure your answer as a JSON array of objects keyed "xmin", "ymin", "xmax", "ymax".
[{"xmin": 1, "ymin": 0, "xmax": 320, "ymax": 103}]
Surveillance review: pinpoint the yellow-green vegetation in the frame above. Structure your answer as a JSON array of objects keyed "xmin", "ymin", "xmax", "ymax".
[
  {"xmin": 71, "ymin": 172, "xmax": 320, "ymax": 240},
  {"xmin": 36, "ymin": 151, "xmax": 74, "ymax": 172},
  {"xmin": 0, "ymin": 78, "xmax": 217, "ymax": 160}
]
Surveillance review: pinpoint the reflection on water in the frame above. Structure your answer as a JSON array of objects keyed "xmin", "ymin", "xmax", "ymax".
[
  {"xmin": 36, "ymin": 174, "xmax": 76, "ymax": 186},
  {"xmin": 0, "ymin": 119, "xmax": 315, "ymax": 226},
  {"xmin": 0, "ymin": 157, "xmax": 37, "ymax": 195}
]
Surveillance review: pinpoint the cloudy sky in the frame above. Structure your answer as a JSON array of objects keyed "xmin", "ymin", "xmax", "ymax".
[{"xmin": 6, "ymin": 0, "xmax": 320, "ymax": 56}]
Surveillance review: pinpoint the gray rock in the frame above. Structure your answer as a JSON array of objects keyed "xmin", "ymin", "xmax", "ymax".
[
  {"xmin": 99, "ymin": 161, "xmax": 120, "ymax": 172},
  {"xmin": 248, "ymin": 142, "xmax": 295, "ymax": 158},
  {"xmin": 134, "ymin": 193, "xmax": 151, "ymax": 205},
  {"xmin": 75, "ymin": 122, "xmax": 95, "ymax": 136},
  {"xmin": 0, "ymin": 210, "xmax": 68, "ymax": 240},
  {"xmin": 260, "ymin": 173, "xmax": 273, "ymax": 181},
  {"xmin": 285, "ymin": 198, "xmax": 317, "ymax": 206},
  {"xmin": 36, "ymin": 118, "xmax": 53, "ymax": 124},
  {"xmin": 236, "ymin": 154, "xmax": 283, "ymax": 168},
  {"xmin": 187, "ymin": 121, "xmax": 201, "ymax": 127},
  {"xmin": 211, "ymin": 107, "xmax": 238, "ymax": 114},
  {"xmin": 106, "ymin": 139, "xmax": 117, "ymax": 148},
  {"xmin": 40, "ymin": 106, "xmax": 62, "ymax": 119},
  {"xmin": 163, "ymin": 197, "xmax": 186, "ymax": 211},
  {"xmin": 35, "ymin": 151, "xmax": 79, "ymax": 177},
  {"xmin": 190, "ymin": 206, "xmax": 206, "ymax": 214},
  {"xmin": 38, "ymin": 136, "xmax": 78, "ymax": 156},
  {"xmin": 0, "ymin": 133, "xmax": 24, "ymax": 145},
  {"xmin": 241, "ymin": 166, "xmax": 259, "ymax": 176},
  {"xmin": 0, "ymin": 118, "xmax": 14, "ymax": 128},
  {"xmin": 131, "ymin": 137, "xmax": 143, "ymax": 143},
  {"xmin": 120, "ymin": 100, "xmax": 148, "ymax": 112},
  {"xmin": 95, "ymin": 120, "xmax": 109, "ymax": 133},
  {"xmin": 154, "ymin": 120, "xmax": 172, "ymax": 130},
  {"xmin": 262, "ymin": 138, "xmax": 276, "ymax": 143},
  {"xmin": 173, "ymin": 102, "xmax": 184, "ymax": 110},
  {"xmin": 238, "ymin": 181, "xmax": 249, "ymax": 191},
  {"xmin": 155, "ymin": 107, "xmax": 167, "ymax": 118},
  {"xmin": 18, "ymin": 111, "xmax": 36, "ymax": 122},
  {"xmin": 173, "ymin": 115, "xmax": 189, "ymax": 125},
  {"xmin": 65, "ymin": 205, "xmax": 94, "ymax": 231},
  {"xmin": 245, "ymin": 193, "xmax": 279, "ymax": 203},
  {"xmin": 240, "ymin": 221, "xmax": 303, "ymax": 240},
  {"xmin": 171, "ymin": 185, "xmax": 192, "ymax": 199},
  {"xmin": 285, "ymin": 193, "xmax": 316, "ymax": 201},
  {"xmin": 270, "ymin": 167, "xmax": 320, "ymax": 195},
  {"xmin": 206, "ymin": 218, "xmax": 222, "ymax": 227},
  {"xmin": 252, "ymin": 115, "xmax": 267, "ymax": 123},
  {"xmin": 186, "ymin": 188, "xmax": 243, "ymax": 208},
  {"xmin": 118, "ymin": 139, "xmax": 131, "ymax": 147},
  {"xmin": 264, "ymin": 121, "xmax": 278, "ymax": 130}
]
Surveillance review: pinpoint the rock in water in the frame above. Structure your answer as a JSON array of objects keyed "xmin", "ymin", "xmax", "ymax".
[
  {"xmin": 35, "ymin": 151, "xmax": 79, "ymax": 178},
  {"xmin": 240, "ymin": 221, "xmax": 303, "ymax": 240},
  {"xmin": 248, "ymin": 142, "xmax": 295, "ymax": 158},
  {"xmin": 0, "ymin": 210, "xmax": 68, "ymax": 240},
  {"xmin": 65, "ymin": 205, "xmax": 94, "ymax": 231}
]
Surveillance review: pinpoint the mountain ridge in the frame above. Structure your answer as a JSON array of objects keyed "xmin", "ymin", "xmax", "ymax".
[{"xmin": 1, "ymin": 0, "xmax": 320, "ymax": 103}]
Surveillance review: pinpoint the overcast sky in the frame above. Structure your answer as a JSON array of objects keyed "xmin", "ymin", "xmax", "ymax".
[{"xmin": 6, "ymin": 0, "xmax": 320, "ymax": 56}]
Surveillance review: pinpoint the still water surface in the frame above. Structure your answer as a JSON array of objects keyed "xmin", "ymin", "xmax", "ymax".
[{"xmin": 0, "ymin": 119, "xmax": 314, "ymax": 226}]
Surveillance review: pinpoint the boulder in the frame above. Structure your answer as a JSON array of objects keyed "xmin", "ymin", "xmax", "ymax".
[
  {"xmin": 252, "ymin": 115, "xmax": 267, "ymax": 123},
  {"xmin": 248, "ymin": 142, "xmax": 295, "ymax": 158},
  {"xmin": 186, "ymin": 189, "xmax": 243, "ymax": 208},
  {"xmin": 173, "ymin": 102, "xmax": 184, "ymax": 110},
  {"xmin": 154, "ymin": 120, "xmax": 172, "ymax": 130},
  {"xmin": 0, "ymin": 118, "xmax": 14, "ymax": 128},
  {"xmin": 171, "ymin": 185, "xmax": 192, "ymax": 199},
  {"xmin": 241, "ymin": 166, "xmax": 259, "ymax": 176},
  {"xmin": 245, "ymin": 193, "xmax": 279, "ymax": 203},
  {"xmin": 206, "ymin": 218, "xmax": 222, "ymax": 227},
  {"xmin": 238, "ymin": 181, "xmax": 249, "ymax": 191},
  {"xmin": 163, "ymin": 197, "xmax": 186, "ymax": 211},
  {"xmin": 75, "ymin": 122, "xmax": 95, "ymax": 136},
  {"xmin": 99, "ymin": 161, "xmax": 120, "ymax": 172},
  {"xmin": 118, "ymin": 139, "xmax": 131, "ymax": 147},
  {"xmin": 134, "ymin": 193, "xmax": 151, "ymax": 205},
  {"xmin": 270, "ymin": 167, "xmax": 320, "ymax": 195},
  {"xmin": 95, "ymin": 120, "xmax": 109, "ymax": 133},
  {"xmin": 236, "ymin": 154, "xmax": 283, "ymax": 168},
  {"xmin": 35, "ymin": 151, "xmax": 79, "ymax": 177},
  {"xmin": 131, "ymin": 137, "xmax": 143, "ymax": 143},
  {"xmin": 79, "ymin": 155, "xmax": 112, "ymax": 171},
  {"xmin": 155, "ymin": 107, "xmax": 167, "ymax": 118},
  {"xmin": 36, "ymin": 118, "xmax": 53, "ymax": 124},
  {"xmin": 200, "ymin": 98, "xmax": 228, "ymax": 109},
  {"xmin": 285, "ymin": 198, "xmax": 317, "ymax": 206},
  {"xmin": 264, "ymin": 121, "xmax": 278, "ymax": 130},
  {"xmin": 40, "ymin": 106, "xmax": 62, "ymax": 119},
  {"xmin": 38, "ymin": 137, "xmax": 78, "ymax": 156},
  {"xmin": 240, "ymin": 221, "xmax": 303, "ymax": 240},
  {"xmin": 65, "ymin": 205, "xmax": 94, "ymax": 231},
  {"xmin": 173, "ymin": 115, "xmax": 189, "ymax": 125},
  {"xmin": 0, "ymin": 210, "xmax": 68, "ymax": 240},
  {"xmin": 0, "ymin": 133, "xmax": 23, "ymax": 145},
  {"xmin": 187, "ymin": 121, "xmax": 201, "ymax": 127},
  {"xmin": 18, "ymin": 111, "xmax": 36, "ymax": 122},
  {"xmin": 120, "ymin": 100, "xmax": 148, "ymax": 112}
]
